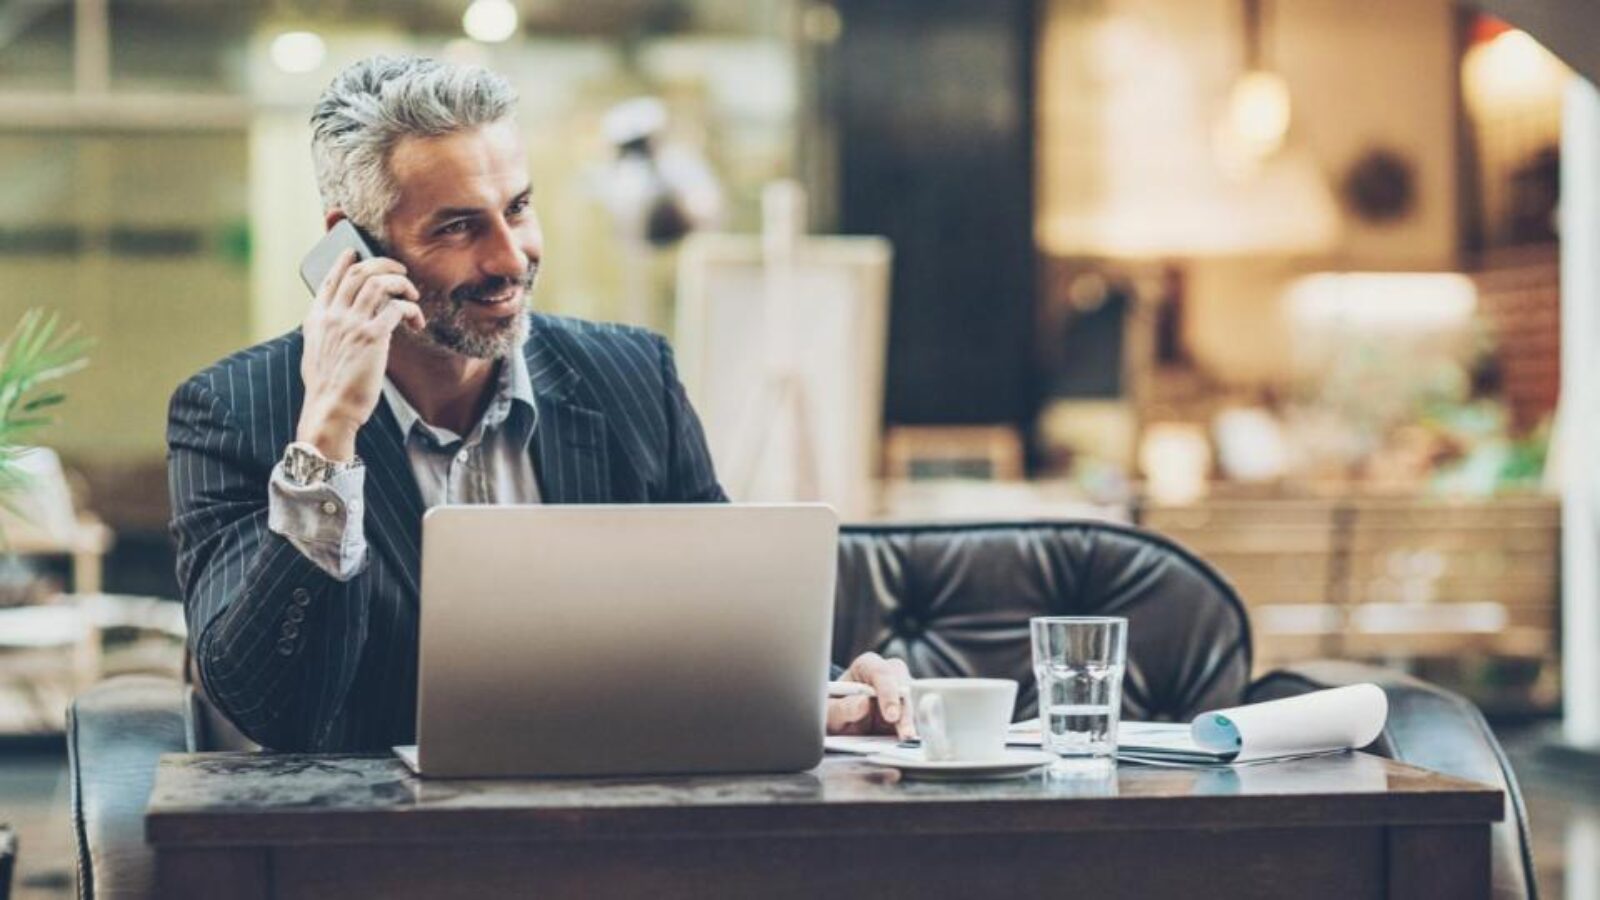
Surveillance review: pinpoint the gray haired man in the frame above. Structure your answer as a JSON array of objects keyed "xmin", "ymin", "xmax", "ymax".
[{"xmin": 167, "ymin": 55, "xmax": 910, "ymax": 752}]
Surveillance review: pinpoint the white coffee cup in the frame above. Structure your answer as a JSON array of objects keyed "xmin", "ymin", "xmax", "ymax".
[{"xmin": 910, "ymin": 678, "xmax": 1019, "ymax": 762}]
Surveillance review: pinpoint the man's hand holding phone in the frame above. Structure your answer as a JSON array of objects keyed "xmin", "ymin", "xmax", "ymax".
[{"xmin": 296, "ymin": 249, "xmax": 426, "ymax": 461}]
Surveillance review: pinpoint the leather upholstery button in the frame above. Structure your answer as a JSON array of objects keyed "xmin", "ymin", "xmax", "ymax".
[
  {"xmin": 893, "ymin": 611, "xmax": 924, "ymax": 636},
  {"xmin": 291, "ymin": 588, "xmax": 311, "ymax": 606},
  {"xmin": 275, "ymin": 637, "xmax": 296, "ymax": 656},
  {"xmin": 285, "ymin": 604, "xmax": 306, "ymax": 623},
  {"xmin": 280, "ymin": 621, "xmax": 300, "ymax": 640}
]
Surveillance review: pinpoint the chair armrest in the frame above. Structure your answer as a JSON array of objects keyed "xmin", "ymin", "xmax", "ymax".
[
  {"xmin": 68, "ymin": 675, "xmax": 189, "ymax": 900},
  {"xmin": 1, "ymin": 823, "xmax": 15, "ymax": 900},
  {"xmin": 1249, "ymin": 660, "xmax": 1537, "ymax": 900}
]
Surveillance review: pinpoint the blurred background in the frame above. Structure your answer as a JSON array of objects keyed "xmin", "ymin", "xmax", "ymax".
[{"xmin": 0, "ymin": 0, "xmax": 1597, "ymax": 896}]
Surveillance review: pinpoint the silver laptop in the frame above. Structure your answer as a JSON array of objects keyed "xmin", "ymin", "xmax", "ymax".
[{"xmin": 395, "ymin": 503, "xmax": 838, "ymax": 778}]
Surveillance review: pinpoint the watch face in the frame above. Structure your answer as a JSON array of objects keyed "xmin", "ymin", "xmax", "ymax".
[{"xmin": 286, "ymin": 445, "xmax": 328, "ymax": 485}]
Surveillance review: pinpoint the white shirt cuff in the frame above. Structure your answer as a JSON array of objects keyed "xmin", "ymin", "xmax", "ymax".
[{"xmin": 267, "ymin": 460, "xmax": 368, "ymax": 581}]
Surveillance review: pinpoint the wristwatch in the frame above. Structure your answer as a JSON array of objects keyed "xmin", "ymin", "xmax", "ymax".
[{"xmin": 281, "ymin": 441, "xmax": 362, "ymax": 487}]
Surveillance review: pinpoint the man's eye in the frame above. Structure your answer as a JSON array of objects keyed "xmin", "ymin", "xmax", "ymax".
[
  {"xmin": 438, "ymin": 220, "xmax": 471, "ymax": 236},
  {"xmin": 508, "ymin": 198, "xmax": 529, "ymax": 217}
]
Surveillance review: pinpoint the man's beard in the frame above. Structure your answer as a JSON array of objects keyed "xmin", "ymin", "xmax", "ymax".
[{"xmin": 409, "ymin": 265, "xmax": 538, "ymax": 360}]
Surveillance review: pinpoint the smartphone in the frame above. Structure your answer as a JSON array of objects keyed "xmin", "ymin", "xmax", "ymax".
[{"xmin": 299, "ymin": 219, "xmax": 381, "ymax": 296}]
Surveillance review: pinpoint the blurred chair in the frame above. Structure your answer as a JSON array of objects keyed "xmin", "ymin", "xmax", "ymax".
[
  {"xmin": 0, "ymin": 604, "xmax": 97, "ymax": 735},
  {"xmin": 1144, "ymin": 494, "xmax": 1561, "ymax": 716},
  {"xmin": 67, "ymin": 675, "xmax": 187, "ymax": 900},
  {"xmin": 69, "ymin": 520, "xmax": 1536, "ymax": 900},
  {"xmin": 1142, "ymin": 498, "xmax": 1343, "ymax": 668},
  {"xmin": 1342, "ymin": 496, "xmax": 1559, "ymax": 714},
  {"xmin": 0, "ymin": 823, "xmax": 14, "ymax": 900},
  {"xmin": 0, "ymin": 448, "xmax": 114, "ymax": 736},
  {"xmin": 0, "ymin": 447, "xmax": 112, "ymax": 595}
]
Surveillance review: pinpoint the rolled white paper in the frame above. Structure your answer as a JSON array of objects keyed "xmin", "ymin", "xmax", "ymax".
[{"xmin": 1190, "ymin": 684, "xmax": 1388, "ymax": 763}]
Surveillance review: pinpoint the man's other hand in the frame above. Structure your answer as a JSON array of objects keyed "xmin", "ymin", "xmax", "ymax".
[{"xmin": 827, "ymin": 652, "xmax": 914, "ymax": 739}]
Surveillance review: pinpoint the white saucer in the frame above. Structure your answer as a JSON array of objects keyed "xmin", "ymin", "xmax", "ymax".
[{"xmin": 863, "ymin": 748, "xmax": 1057, "ymax": 781}]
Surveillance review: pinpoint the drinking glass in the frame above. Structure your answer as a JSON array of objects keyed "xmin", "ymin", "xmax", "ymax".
[{"xmin": 1030, "ymin": 616, "xmax": 1128, "ymax": 760}]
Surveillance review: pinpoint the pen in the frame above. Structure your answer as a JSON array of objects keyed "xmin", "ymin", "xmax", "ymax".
[{"xmin": 827, "ymin": 681, "xmax": 879, "ymax": 699}]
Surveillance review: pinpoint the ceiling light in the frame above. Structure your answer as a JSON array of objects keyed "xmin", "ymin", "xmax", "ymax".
[
  {"xmin": 1214, "ymin": 0, "xmax": 1292, "ymax": 171},
  {"xmin": 1222, "ymin": 70, "xmax": 1292, "ymax": 162},
  {"xmin": 463, "ymin": 0, "xmax": 519, "ymax": 44},
  {"xmin": 1463, "ymin": 28, "xmax": 1571, "ymax": 109},
  {"xmin": 269, "ymin": 30, "xmax": 326, "ymax": 75}
]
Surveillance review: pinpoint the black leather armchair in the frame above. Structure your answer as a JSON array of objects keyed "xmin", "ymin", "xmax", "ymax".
[
  {"xmin": 69, "ymin": 520, "xmax": 1537, "ymax": 900},
  {"xmin": 836, "ymin": 521, "xmax": 1252, "ymax": 722}
]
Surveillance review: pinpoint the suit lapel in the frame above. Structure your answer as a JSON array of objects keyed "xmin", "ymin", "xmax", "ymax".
[
  {"xmin": 356, "ymin": 400, "xmax": 426, "ymax": 597},
  {"xmin": 526, "ymin": 323, "xmax": 611, "ymax": 503}
]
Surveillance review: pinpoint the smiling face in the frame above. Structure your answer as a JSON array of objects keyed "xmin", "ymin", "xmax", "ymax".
[{"xmin": 381, "ymin": 119, "xmax": 543, "ymax": 360}]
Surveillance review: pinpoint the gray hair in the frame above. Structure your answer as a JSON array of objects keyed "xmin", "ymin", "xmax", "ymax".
[{"xmin": 309, "ymin": 55, "xmax": 518, "ymax": 240}]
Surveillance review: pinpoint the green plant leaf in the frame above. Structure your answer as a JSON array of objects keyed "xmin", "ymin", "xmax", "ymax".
[
  {"xmin": 0, "ymin": 308, "xmax": 90, "ymax": 534},
  {"xmin": 21, "ymin": 393, "xmax": 64, "ymax": 412}
]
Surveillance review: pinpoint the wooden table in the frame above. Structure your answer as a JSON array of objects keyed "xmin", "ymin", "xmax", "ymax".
[{"xmin": 146, "ymin": 752, "xmax": 1502, "ymax": 899}]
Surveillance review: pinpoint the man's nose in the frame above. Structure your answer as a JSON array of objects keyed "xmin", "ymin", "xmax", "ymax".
[{"xmin": 480, "ymin": 217, "xmax": 530, "ymax": 279}]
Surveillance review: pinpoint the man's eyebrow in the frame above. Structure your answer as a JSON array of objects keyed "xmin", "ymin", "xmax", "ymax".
[
  {"xmin": 428, "ymin": 206, "xmax": 484, "ymax": 222},
  {"xmin": 426, "ymin": 187, "xmax": 533, "ymax": 225}
]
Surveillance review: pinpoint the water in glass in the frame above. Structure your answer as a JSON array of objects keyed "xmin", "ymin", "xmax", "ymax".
[{"xmin": 1038, "ymin": 662, "xmax": 1124, "ymax": 758}]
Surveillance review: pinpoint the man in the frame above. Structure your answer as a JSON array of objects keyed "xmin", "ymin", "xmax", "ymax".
[{"xmin": 167, "ymin": 55, "xmax": 908, "ymax": 753}]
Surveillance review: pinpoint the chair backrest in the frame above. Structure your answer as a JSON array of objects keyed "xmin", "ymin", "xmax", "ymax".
[{"xmin": 835, "ymin": 521, "xmax": 1253, "ymax": 721}]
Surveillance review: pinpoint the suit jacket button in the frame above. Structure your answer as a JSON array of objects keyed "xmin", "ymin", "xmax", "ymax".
[
  {"xmin": 285, "ymin": 604, "xmax": 306, "ymax": 623},
  {"xmin": 280, "ymin": 621, "xmax": 300, "ymax": 640},
  {"xmin": 291, "ymin": 588, "xmax": 311, "ymax": 606},
  {"xmin": 275, "ymin": 637, "xmax": 296, "ymax": 656}
]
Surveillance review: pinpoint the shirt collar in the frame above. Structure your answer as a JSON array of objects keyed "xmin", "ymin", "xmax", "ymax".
[{"xmin": 380, "ymin": 334, "xmax": 537, "ymax": 449}]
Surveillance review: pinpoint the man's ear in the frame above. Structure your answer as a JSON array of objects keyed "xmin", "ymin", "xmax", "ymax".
[{"xmin": 323, "ymin": 209, "xmax": 347, "ymax": 231}]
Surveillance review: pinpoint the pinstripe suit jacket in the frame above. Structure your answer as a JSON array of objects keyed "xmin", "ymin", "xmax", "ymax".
[{"xmin": 167, "ymin": 313, "xmax": 727, "ymax": 752}]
